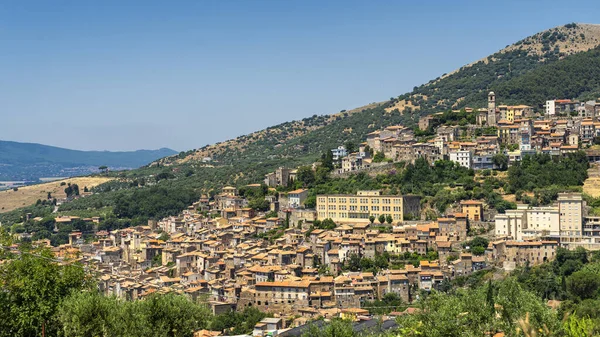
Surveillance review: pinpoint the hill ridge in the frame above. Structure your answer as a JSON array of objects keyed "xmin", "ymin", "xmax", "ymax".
[
  {"xmin": 163, "ymin": 23, "xmax": 600, "ymax": 168},
  {"xmin": 0, "ymin": 140, "xmax": 177, "ymax": 181}
]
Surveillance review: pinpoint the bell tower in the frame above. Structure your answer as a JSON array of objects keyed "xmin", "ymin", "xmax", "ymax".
[{"xmin": 487, "ymin": 91, "xmax": 496, "ymax": 126}]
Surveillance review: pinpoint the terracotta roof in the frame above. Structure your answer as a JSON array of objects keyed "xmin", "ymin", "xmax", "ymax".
[{"xmin": 460, "ymin": 200, "xmax": 483, "ymax": 205}]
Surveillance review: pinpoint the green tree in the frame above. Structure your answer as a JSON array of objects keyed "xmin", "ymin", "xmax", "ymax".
[
  {"xmin": 210, "ymin": 307, "xmax": 268, "ymax": 335},
  {"xmin": 321, "ymin": 150, "xmax": 334, "ymax": 172},
  {"xmin": 378, "ymin": 214, "xmax": 385, "ymax": 224},
  {"xmin": 373, "ymin": 151, "xmax": 385, "ymax": 163},
  {"xmin": 492, "ymin": 153, "xmax": 509, "ymax": 171},
  {"xmin": 486, "ymin": 280, "xmax": 495, "ymax": 314},
  {"xmin": 58, "ymin": 291, "xmax": 121, "ymax": 337},
  {"xmin": 0, "ymin": 248, "xmax": 89, "ymax": 336},
  {"xmin": 344, "ymin": 141, "xmax": 356, "ymax": 153},
  {"xmin": 296, "ymin": 166, "xmax": 315, "ymax": 187},
  {"xmin": 369, "ymin": 215, "xmax": 375, "ymax": 224},
  {"xmin": 563, "ymin": 314, "xmax": 595, "ymax": 337},
  {"xmin": 385, "ymin": 214, "xmax": 393, "ymax": 224},
  {"xmin": 139, "ymin": 293, "xmax": 211, "ymax": 337},
  {"xmin": 58, "ymin": 292, "xmax": 210, "ymax": 337},
  {"xmin": 65, "ymin": 183, "xmax": 80, "ymax": 198},
  {"xmin": 345, "ymin": 253, "xmax": 361, "ymax": 272},
  {"xmin": 302, "ymin": 319, "xmax": 354, "ymax": 337},
  {"xmin": 158, "ymin": 232, "xmax": 170, "ymax": 242},
  {"xmin": 567, "ymin": 270, "xmax": 600, "ymax": 301}
]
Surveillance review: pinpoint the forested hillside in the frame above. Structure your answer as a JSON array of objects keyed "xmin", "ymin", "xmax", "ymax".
[
  {"xmin": 168, "ymin": 23, "xmax": 600, "ymax": 169},
  {"xmin": 391, "ymin": 23, "xmax": 600, "ymax": 115}
]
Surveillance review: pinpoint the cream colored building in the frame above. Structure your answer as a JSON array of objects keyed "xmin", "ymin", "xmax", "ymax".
[
  {"xmin": 316, "ymin": 191, "xmax": 420, "ymax": 223},
  {"xmin": 495, "ymin": 193, "xmax": 585, "ymax": 244},
  {"xmin": 495, "ymin": 204, "xmax": 560, "ymax": 240},
  {"xmin": 558, "ymin": 193, "xmax": 584, "ymax": 238},
  {"xmin": 495, "ymin": 207, "xmax": 527, "ymax": 240},
  {"xmin": 525, "ymin": 206, "xmax": 560, "ymax": 237}
]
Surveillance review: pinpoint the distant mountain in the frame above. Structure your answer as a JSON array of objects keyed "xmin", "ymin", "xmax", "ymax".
[{"xmin": 0, "ymin": 140, "xmax": 177, "ymax": 181}]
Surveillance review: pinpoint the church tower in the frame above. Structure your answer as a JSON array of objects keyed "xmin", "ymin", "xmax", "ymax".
[{"xmin": 487, "ymin": 91, "xmax": 496, "ymax": 126}]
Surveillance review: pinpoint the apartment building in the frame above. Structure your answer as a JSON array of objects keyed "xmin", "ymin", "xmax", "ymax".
[
  {"xmin": 449, "ymin": 150, "xmax": 472, "ymax": 169},
  {"xmin": 316, "ymin": 191, "xmax": 420, "ymax": 223},
  {"xmin": 331, "ymin": 146, "xmax": 348, "ymax": 161},
  {"xmin": 558, "ymin": 193, "xmax": 584, "ymax": 238},
  {"xmin": 495, "ymin": 193, "xmax": 585, "ymax": 246},
  {"xmin": 495, "ymin": 204, "xmax": 559, "ymax": 240}
]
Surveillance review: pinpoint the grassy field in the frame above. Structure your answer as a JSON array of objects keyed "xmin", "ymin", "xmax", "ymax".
[{"xmin": 0, "ymin": 177, "xmax": 112, "ymax": 213}]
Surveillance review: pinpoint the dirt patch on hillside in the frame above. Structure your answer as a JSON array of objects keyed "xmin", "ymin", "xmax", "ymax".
[
  {"xmin": 584, "ymin": 164, "xmax": 600, "ymax": 197},
  {"xmin": 0, "ymin": 177, "xmax": 112, "ymax": 213}
]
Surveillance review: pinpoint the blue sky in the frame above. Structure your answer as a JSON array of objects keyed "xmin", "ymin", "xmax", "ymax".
[{"xmin": 1, "ymin": 0, "xmax": 599, "ymax": 151}]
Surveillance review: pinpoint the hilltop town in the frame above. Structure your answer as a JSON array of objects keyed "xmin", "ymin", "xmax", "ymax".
[
  {"xmin": 5, "ymin": 18, "xmax": 600, "ymax": 336},
  {"xmin": 5, "ymin": 92, "xmax": 600, "ymax": 336}
]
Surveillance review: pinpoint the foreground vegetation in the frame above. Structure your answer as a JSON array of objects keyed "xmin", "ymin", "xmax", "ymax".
[{"xmin": 0, "ymin": 230, "xmax": 268, "ymax": 337}]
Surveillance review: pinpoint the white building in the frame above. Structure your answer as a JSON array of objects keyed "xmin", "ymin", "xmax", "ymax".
[
  {"xmin": 495, "ymin": 207, "xmax": 527, "ymax": 240},
  {"xmin": 449, "ymin": 150, "xmax": 472, "ymax": 169},
  {"xmin": 331, "ymin": 146, "xmax": 348, "ymax": 161},
  {"xmin": 495, "ymin": 194, "xmax": 584, "ymax": 241},
  {"xmin": 495, "ymin": 205, "xmax": 560, "ymax": 240},
  {"xmin": 524, "ymin": 207, "xmax": 560, "ymax": 238},
  {"xmin": 288, "ymin": 189, "xmax": 308, "ymax": 208},
  {"xmin": 545, "ymin": 100, "xmax": 556, "ymax": 115}
]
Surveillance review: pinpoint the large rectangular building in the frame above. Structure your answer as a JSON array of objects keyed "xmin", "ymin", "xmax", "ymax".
[
  {"xmin": 495, "ymin": 204, "xmax": 559, "ymax": 240},
  {"xmin": 316, "ymin": 191, "xmax": 420, "ymax": 223},
  {"xmin": 558, "ymin": 193, "xmax": 584, "ymax": 238}
]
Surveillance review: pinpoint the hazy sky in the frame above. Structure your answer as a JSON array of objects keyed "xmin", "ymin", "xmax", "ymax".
[{"xmin": 1, "ymin": 0, "xmax": 600, "ymax": 151}]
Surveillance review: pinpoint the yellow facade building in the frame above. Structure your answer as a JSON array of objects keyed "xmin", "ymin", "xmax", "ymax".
[
  {"xmin": 460, "ymin": 200, "xmax": 484, "ymax": 221},
  {"xmin": 316, "ymin": 191, "xmax": 420, "ymax": 223}
]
